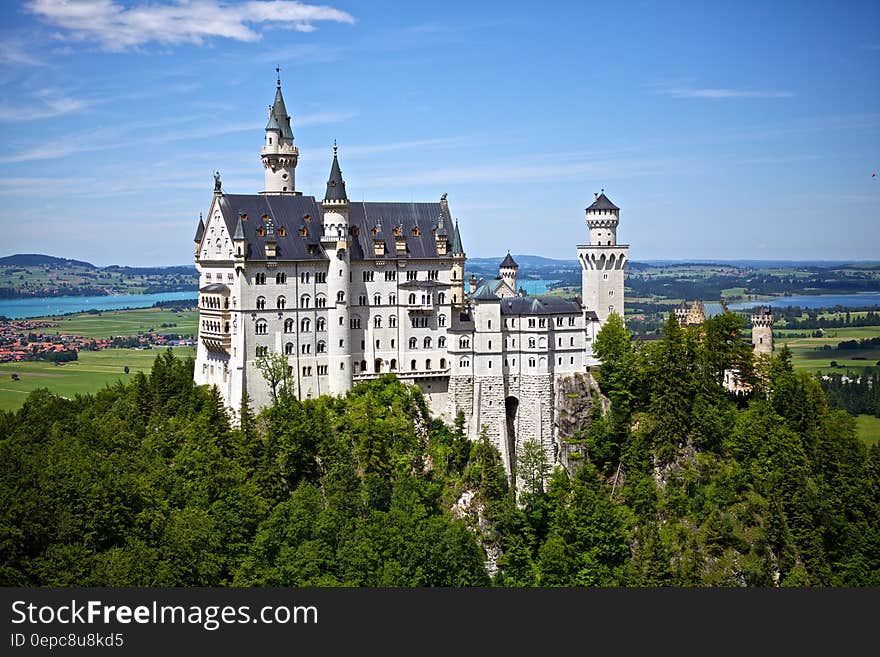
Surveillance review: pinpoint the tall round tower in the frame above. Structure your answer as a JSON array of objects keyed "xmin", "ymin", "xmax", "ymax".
[
  {"xmin": 321, "ymin": 143, "xmax": 352, "ymax": 395},
  {"xmin": 751, "ymin": 306, "xmax": 774, "ymax": 356},
  {"xmin": 261, "ymin": 71, "xmax": 299, "ymax": 195},
  {"xmin": 577, "ymin": 190, "xmax": 629, "ymax": 325}
]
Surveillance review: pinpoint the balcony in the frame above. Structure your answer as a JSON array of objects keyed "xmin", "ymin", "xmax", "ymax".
[{"xmin": 200, "ymin": 328, "xmax": 231, "ymax": 354}]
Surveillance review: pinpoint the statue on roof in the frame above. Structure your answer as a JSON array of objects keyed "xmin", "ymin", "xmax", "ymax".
[{"xmin": 214, "ymin": 171, "xmax": 222, "ymax": 193}]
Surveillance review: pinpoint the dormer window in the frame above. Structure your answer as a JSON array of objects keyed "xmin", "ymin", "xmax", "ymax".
[
  {"xmin": 278, "ymin": 227, "xmax": 286, "ymax": 237},
  {"xmin": 303, "ymin": 214, "xmax": 311, "ymax": 222},
  {"xmin": 262, "ymin": 214, "xmax": 269, "ymax": 222},
  {"xmin": 393, "ymin": 226, "xmax": 401, "ymax": 237},
  {"xmin": 412, "ymin": 226, "xmax": 420, "ymax": 236},
  {"xmin": 241, "ymin": 213, "xmax": 248, "ymax": 221},
  {"xmin": 300, "ymin": 226, "xmax": 308, "ymax": 237},
  {"xmin": 257, "ymin": 227, "xmax": 265, "ymax": 237}
]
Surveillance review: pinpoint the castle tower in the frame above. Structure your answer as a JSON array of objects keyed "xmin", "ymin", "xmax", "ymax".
[
  {"xmin": 321, "ymin": 143, "xmax": 353, "ymax": 395},
  {"xmin": 577, "ymin": 191, "xmax": 629, "ymax": 324},
  {"xmin": 499, "ymin": 252, "xmax": 519, "ymax": 297},
  {"xmin": 260, "ymin": 71, "xmax": 299, "ymax": 195},
  {"xmin": 751, "ymin": 306, "xmax": 774, "ymax": 356},
  {"xmin": 450, "ymin": 218, "xmax": 466, "ymax": 306}
]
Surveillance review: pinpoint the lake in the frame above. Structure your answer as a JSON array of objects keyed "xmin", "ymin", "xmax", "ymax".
[
  {"xmin": 0, "ymin": 290, "xmax": 198, "ymax": 320},
  {"xmin": 726, "ymin": 292, "xmax": 880, "ymax": 311},
  {"xmin": 518, "ymin": 279, "xmax": 560, "ymax": 295}
]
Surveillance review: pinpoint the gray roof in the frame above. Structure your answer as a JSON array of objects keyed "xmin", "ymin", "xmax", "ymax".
[
  {"xmin": 399, "ymin": 279, "xmax": 451, "ymax": 289},
  {"xmin": 218, "ymin": 194, "xmax": 325, "ymax": 261},
  {"xmin": 500, "ymin": 252, "xmax": 518, "ymax": 268},
  {"xmin": 194, "ymin": 217, "xmax": 205, "ymax": 242},
  {"xmin": 500, "ymin": 295, "xmax": 583, "ymax": 316},
  {"xmin": 266, "ymin": 83, "xmax": 293, "ymax": 140},
  {"xmin": 199, "ymin": 283, "xmax": 229, "ymax": 293},
  {"xmin": 348, "ymin": 202, "xmax": 454, "ymax": 260},
  {"xmin": 587, "ymin": 192, "xmax": 619, "ymax": 212},
  {"xmin": 450, "ymin": 218, "xmax": 464, "ymax": 255},
  {"xmin": 323, "ymin": 148, "xmax": 348, "ymax": 202},
  {"xmin": 233, "ymin": 215, "xmax": 245, "ymax": 240}
]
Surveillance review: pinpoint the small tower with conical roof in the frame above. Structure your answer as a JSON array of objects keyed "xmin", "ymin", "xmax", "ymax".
[
  {"xmin": 260, "ymin": 69, "xmax": 299, "ymax": 195},
  {"xmin": 499, "ymin": 252, "xmax": 519, "ymax": 297},
  {"xmin": 577, "ymin": 190, "xmax": 629, "ymax": 327},
  {"xmin": 321, "ymin": 142, "xmax": 352, "ymax": 395},
  {"xmin": 450, "ymin": 217, "xmax": 466, "ymax": 306}
]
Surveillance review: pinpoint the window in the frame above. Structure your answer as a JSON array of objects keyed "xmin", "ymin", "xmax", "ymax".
[
  {"xmin": 302, "ymin": 366, "xmax": 312, "ymax": 376},
  {"xmin": 375, "ymin": 339, "xmax": 381, "ymax": 349},
  {"xmin": 359, "ymin": 295, "xmax": 367, "ymax": 306},
  {"xmin": 569, "ymin": 317, "xmax": 576, "ymax": 326},
  {"xmin": 438, "ymin": 336, "xmax": 446, "ymax": 348},
  {"xmin": 255, "ymin": 345, "xmax": 269, "ymax": 356},
  {"xmin": 609, "ymin": 305, "xmax": 614, "ymax": 313},
  {"xmin": 488, "ymin": 320, "xmax": 492, "ymax": 329},
  {"xmin": 277, "ymin": 295, "xmax": 286, "ymax": 309},
  {"xmin": 406, "ymin": 270, "xmax": 417, "ymax": 281},
  {"xmin": 385, "ymin": 270, "xmax": 396, "ymax": 281},
  {"xmin": 559, "ymin": 338, "xmax": 562, "ymax": 347},
  {"xmin": 557, "ymin": 317, "xmax": 564, "ymax": 327},
  {"xmin": 529, "ymin": 358, "xmax": 536, "ymax": 367},
  {"xmin": 276, "ymin": 272, "xmax": 286, "ymax": 284},
  {"xmin": 529, "ymin": 338, "xmax": 536, "ymax": 348},
  {"xmin": 390, "ymin": 359, "xmax": 397, "ymax": 370},
  {"xmin": 284, "ymin": 318, "xmax": 294, "ymax": 333},
  {"xmin": 300, "ymin": 294, "xmax": 310, "ymax": 308},
  {"xmin": 409, "ymin": 337, "xmax": 417, "ymax": 349},
  {"xmin": 317, "ymin": 341, "xmax": 326, "ymax": 353},
  {"xmin": 438, "ymin": 292, "xmax": 445, "ymax": 305},
  {"xmin": 317, "ymin": 318, "xmax": 326, "ymax": 331},
  {"xmin": 411, "ymin": 359, "xmax": 417, "ymax": 370},
  {"xmin": 301, "ymin": 318, "xmax": 311, "ymax": 332},
  {"xmin": 316, "ymin": 295, "xmax": 327, "ymax": 308},
  {"xmin": 423, "ymin": 336, "xmax": 432, "ymax": 348},
  {"xmin": 528, "ymin": 318, "xmax": 535, "ymax": 328},
  {"xmin": 337, "ymin": 291, "xmax": 345, "ymax": 303},
  {"xmin": 428, "ymin": 270, "xmax": 438, "ymax": 280},
  {"xmin": 488, "ymin": 340, "xmax": 492, "ymax": 349},
  {"xmin": 255, "ymin": 320, "xmax": 268, "ymax": 335},
  {"xmin": 539, "ymin": 318, "xmax": 546, "ymax": 328},
  {"xmin": 255, "ymin": 272, "xmax": 266, "ymax": 285},
  {"xmin": 391, "ymin": 339, "xmax": 396, "ymax": 348},
  {"xmin": 350, "ymin": 317, "xmax": 361, "ymax": 329},
  {"xmin": 301, "ymin": 272, "xmax": 311, "ymax": 284},
  {"xmin": 362, "ymin": 271, "xmax": 374, "ymax": 282},
  {"xmin": 570, "ymin": 337, "xmax": 575, "ymax": 346},
  {"xmin": 440, "ymin": 358, "xmax": 447, "ymax": 369},
  {"xmin": 256, "ymin": 296, "xmax": 266, "ymax": 310},
  {"xmin": 459, "ymin": 337, "xmax": 470, "ymax": 349},
  {"xmin": 374, "ymin": 316, "xmax": 382, "ymax": 328},
  {"xmin": 389, "ymin": 293, "xmax": 397, "ymax": 305},
  {"xmin": 425, "ymin": 359, "xmax": 432, "ymax": 369},
  {"xmin": 301, "ymin": 344, "xmax": 311, "ymax": 354},
  {"xmin": 389, "ymin": 315, "xmax": 397, "ymax": 328},
  {"xmin": 318, "ymin": 365, "xmax": 328, "ymax": 375},
  {"xmin": 374, "ymin": 293, "xmax": 381, "ymax": 306},
  {"xmin": 285, "ymin": 342, "xmax": 294, "ymax": 355},
  {"xmin": 609, "ymin": 290, "xmax": 614, "ymax": 296},
  {"xmin": 603, "ymin": 273, "xmax": 608, "ymax": 280},
  {"xmin": 459, "ymin": 358, "xmax": 469, "ymax": 367},
  {"xmin": 488, "ymin": 360, "xmax": 492, "ymax": 369},
  {"xmin": 408, "ymin": 293, "xmax": 416, "ymax": 305},
  {"xmin": 316, "ymin": 272, "xmax": 326, "ymax": 283}
]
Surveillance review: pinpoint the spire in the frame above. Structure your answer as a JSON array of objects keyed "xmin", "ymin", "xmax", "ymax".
[
  {"xmin": 450, "ymin": 218, "xmax": 465, "ymax": 255},
  {"xmin": 265, "ymin": 72, "xmax": 293, "ymax": 140},
  {"xmin": 233, "ymin": 214, "xmax": 245, "ymax": 240},
  {"xmin": 500, "ymin": 251, "xmax": 518, "ymax": 269},
  {"xmin": 323, "ymin": 142, "xmax": 348, "ymax": 202},
  {"xmin": 194, "ymin": 214, "xmax": 205, "ymax": 242},
  {"xmin": 586, "ymin": 191, "xmax": 619, "ymax": 212}
]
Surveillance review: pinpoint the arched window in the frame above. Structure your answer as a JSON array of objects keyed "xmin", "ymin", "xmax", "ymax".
[
  {"xmin": 337, "ymin": 291, "xmax": 345, "ymax": 303},
  {"xmin": 255, "ymin": 272, "xmax": 266, "ymax": 285},
  {"xmin": 440, "ymin": 358, "xmax": 446, "ymax": 369},
  {"xmin": 351, "ymin": 317, "xmax": 361, "ymax": 329},
  {"xmin": 539, "ymin": 337, "xmax": 547, "ymax": 349},
  {"xmin": 438, "ymin": 336, "xmax": 446, "ymax": 348},
  {"xmin": 284, "ymin": 318, "xmax": 294, "ymax": 332},
  {"xmin": 361, "ymin": 360, "xmax": 367, "ymax": 372},
  {"xmin": 438, "ymin": 314, "xmax": 446, "ymax": 327},
  {"xmin": 438, "ymin": 292, "xmax": 445, "ymax": 305},
  {"xmin": 256, "ymin": 296, "xmax": 266, "ymax": 310},
  {"xmin": 276, "ymin": 272, "xmax": 286, "ymax": 284},
  {"xmin": 423, "ymin": 336, "xmax": 432, "ymax": 348},
  {"xmin": 276, "ymin": 295, "xmax": 286, "ymax": 309},
  {"xmin": 389, "ymin": 315, "xmax": 397, "ymax": 328},
  {"xmin": 409, "ymin": 337, "xmax": 417, "ymax": 349},
  {"xmin": 411, "ymin": 359, "xmax": 417, "ymax": 370},
  {"xmin": 300, "ymin": 294, "xmax": 310, "ymax": 308},
  {"xmin": 425, "ymin": 359, "xmax": 432, "ymax": 370},
  {"xmin": 316, "ymin": 294, "xmax": 327, "ymax": 308},
  {"xmin": 316, "ymin": 317, "xmax": 326, "ymax": 331},
  {"xmin": 459, "ymin": 358, "xmax": 469, "ymax": 367},
  {"xmin": 317, "ymin": 340, "xmax": 326, "ymax": 353},
  {"xmin": 374, "ymin": 293, "xmax": 381, "ymax": 306},
  {"xmin": 529, "ymin": 358, "xmax": 536, "ymax": 367},
  {"xmin": 301, "ymin": 344, "xmax": 311, "ymax": 354},
  {"xmin": 255, "ymin": 320, "xmax": 268, "ymax": 335},
  {"xmin": 300, "ymin": 318, "xmax": 311, "ymax": 332},
  {"xmin": 390, "ymin": 359, "xmax": 397, "ymax": 370},
  {"xmin": 459, "ymin": 337, "xmax": 470, "ymax": 349},
  {"xmin": 408, "ymin": 293, "xmax": 416, "ymax": 305},
  {"xmin": 285, "ymin": 342, "xmax": 294, "ymax": 355},
  {"xmin": 374, "ymin": 316, "xmax": 382, "ymax": 328}
]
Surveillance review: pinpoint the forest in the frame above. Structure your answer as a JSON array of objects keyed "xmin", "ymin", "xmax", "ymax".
[{"xmin": 1, "ymin": 312, "xmax": 878, "ymax": 586}]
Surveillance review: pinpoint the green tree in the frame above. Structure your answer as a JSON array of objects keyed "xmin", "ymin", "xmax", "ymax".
[{"xmin": 255, "ymin": 349, "xmax": 292, "ymax": 404}]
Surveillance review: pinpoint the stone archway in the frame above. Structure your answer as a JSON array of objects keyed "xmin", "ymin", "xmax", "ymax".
[{"xmin": 505, "ymin": 396, "xmax": 519, "ymax": 485}]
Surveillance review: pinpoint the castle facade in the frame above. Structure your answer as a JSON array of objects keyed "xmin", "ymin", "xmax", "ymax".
[{"xmin": 193, "ymin": 79, "xmax": 628, "ymax": 475}]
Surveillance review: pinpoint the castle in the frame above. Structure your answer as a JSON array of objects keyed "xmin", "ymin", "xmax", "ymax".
[{"xmin": 193, "ymin": 77, "xmax": 628, "ymax": 476}]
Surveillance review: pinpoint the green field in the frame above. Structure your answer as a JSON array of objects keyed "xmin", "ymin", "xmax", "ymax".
[
  {"xmin": 855, "ymin": 414, "xmax": 880, "ymax": 447},
  {"xmin": 38, "ymin": 307, "xmax": 198, "ymax": 339},
  {"xmin": 0, "ymin": 347, "xmax": 195, "ymax": 411},
  {"xmin": 775, "ymin": 326, "xmax": 880, "ymax": 374}
]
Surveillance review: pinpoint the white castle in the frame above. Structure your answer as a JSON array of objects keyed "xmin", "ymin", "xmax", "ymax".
[{"xmin": 193, "ymin": 78, "xmax": 629, "ymax": 476}]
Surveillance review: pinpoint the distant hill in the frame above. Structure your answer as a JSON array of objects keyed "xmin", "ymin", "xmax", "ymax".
[
  {"xmin": 0, "ymin": 254, "xmax": 96, "ymax": 269},
  {"xmin": 468, "ymin": 255, "xmax": 579, "ymax": 269}
]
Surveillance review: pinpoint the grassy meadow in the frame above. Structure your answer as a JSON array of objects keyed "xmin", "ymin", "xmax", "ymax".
[
  {"xmin": 855, "ymin": 414, "xmax": 880, "ymax": 447},
  {"xmin": 0, "ymin": 347, "xmax": 195, "ymax": 411},
  {"xmin": 41, "ymin": 307, "xmax": 198, "ymax": 339}
]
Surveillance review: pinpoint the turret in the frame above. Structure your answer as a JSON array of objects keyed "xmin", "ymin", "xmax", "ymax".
[
  {"xmin": 194, "ymin": 213, "xmax": 205, "ymax": 257},
  {"xmin": 751, "ymin": 306, "xmax": 774, "ymax": 356},
  {"xmin": 321, "ymin": 143, "xmax": 352, "ymax": 395},
  {"xmin": 450, "ymin": 218, "xmax": 466, "ymax": 306},
  {"xmin": 586, "ymin": 190, "xmax": 620, "ymax": 246},
  {"xmin": 499, "ymin": 251, "xmax": 518, "ymax": 296},
  {"xmin": 260, "ymin": 70, "xmax": 299, "ymax": 195}
]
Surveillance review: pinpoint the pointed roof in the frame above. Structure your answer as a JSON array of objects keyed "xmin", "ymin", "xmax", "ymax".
[
  {"xmin": 323, "ymin": 144, "xmax": 348, "ymax": 202},
  {"xmin": 194, "ymin": 216, "xmax": 205, "ymax": 242},
  {"xmin": 500, "ymin": 251, "xmax": 518, "ymax": 269},
  {"xmin": 233, "ymin": 215, "xmax": 245, "ymax": 240},
  {"xmin": 450, "ymin": 219, "xmax": 464, "ymax": 255},
  {"xmin": 586, "ymin": 192, "xmax": 619, "ymax": 212},
  {"xmin": 265, "ymin": 81, "xmax": 294, "ymax": 140}
]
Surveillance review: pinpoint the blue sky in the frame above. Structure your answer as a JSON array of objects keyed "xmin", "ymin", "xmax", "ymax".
[{"xmin": 0, "ymin": 0, "xmax": 878, "ymax": 266}]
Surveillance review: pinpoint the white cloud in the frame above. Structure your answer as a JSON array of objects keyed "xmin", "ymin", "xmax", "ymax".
[
  {"xmin": 0, "ymin": 38, "xmax": 44, "ymax": 66},
  {"xmin": 661, "ymin": 87, "xmax": 793, "ymax": 99},
  {"xmin": 0, "ymin": 90, "xmax": 89, "ymax": 122},
  {"xmin": 26, "ymin": 0, "xmax": 355, "ymax": 51}
]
